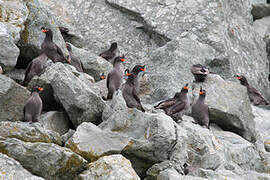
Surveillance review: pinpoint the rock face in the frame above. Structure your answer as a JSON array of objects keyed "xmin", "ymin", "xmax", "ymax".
[
  {"xmin": 77, "ymin": 155, "xmax": 140, "ymax": 180},
  {"xmin": 0, "ymin": 121, "xmax": 62, "ymax": 145},
  {"xmin": 0, "ymin": 137, "xmax": 87, "ymax": 180},
  {"xmin": 100, "ymin": 93, "xmax": 188, "ymax": 176},
  {"xmin": 40, "ymin": 111, "xmax": 70, "ymax": 135},
  {"xmin": 66, "ymin": 122, "xmax": 130, "ymax": 162},
  {"xmin": 106, "ymin": 0, "xmax": 270, "ymax": 102},
  {"xmin": 0, "ymin": 153, "xmax": 44, "ymax": 180},
  {"xmin": 29, "ymin": 63, "xmax": 106, "ymax": 127},
  {"xmin": 251, "ymin": 4, "xmax": 270, "ymax": 20},
  {"xmin": 191, "ymin": 74, "xmax": 256, "ymax": 142},
  {"xmin": 0, "ymin": 75, "xmax": 30, "ymax": 121},
  {"xmin": 0, "ymin": 24, "xmax": 20, "ymax": 71}
]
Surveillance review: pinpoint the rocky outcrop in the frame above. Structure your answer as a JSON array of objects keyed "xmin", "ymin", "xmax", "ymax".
[
  {"xmin": 0, "ymin": 121, "xmax": 62, "ymax": 145},
  {"xmin": 100, "ymin": 92, "xmax": 188, "ymax": 176},
  {"xmin": 0, "ymin": 75, "xmax": 30, "ymax": 121},
  {"xmin": 251, "ymin": 3, "xmax": 270, "ymax": 20},
  {"xmin": 66, "ymin": 122, "xmax": 130, "ymax": 162},
  {"xmin": 191, "ymin": 74, "xmax": 256, "ymax": 142},
  {"xmin": 0, "ymin": 137, "xmax": 87, "ymax": 180},
  {"xmin": 0, "ymin": 24, "xmax": 20, "ymax": 71},
  {"xmin": 77, "ymin": 155, "xmax": 140, "ymax": 180},
  {"xmin": 0, "ymin": 153, "xmax": 44, "ymax": 180},
  {"xmin": 29, "ymin": 63, "xmax": 106, "ymax": 127},
  {"xmin": 40, "ymin": 111, "xmax": 70, "ymax": 135}
]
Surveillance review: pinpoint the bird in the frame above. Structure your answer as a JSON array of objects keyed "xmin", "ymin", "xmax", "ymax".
[
  {"xmin": 41, "ymin": 27, "xmax": 69, "ymax": 63},
  {"xmin": 122, "ymin": 65, "xmax": 145, "ymax": 112},
  {"xmin": 191, "ymin": 64, "xmax": 209, "ymax": 82},
  {"xmin": 23, "ymin": 53, "xmax": 48, "ymax": 86},
  {"xmin": 66, "ymin": 42, "xmax": 84, "ymax": 72},
  {"xmin": 192, "ymin": 86, "xmax": 209, "ymax": 129},
  {"xmin": 99, "ymin": 42, "xmax": 117, "ymax": 63},
  {"xmin": 235, "ymin": 75, "xmax": 269, "ymax": 106},
  {"xmin": 58, "ymin": 26, "xmax": 69, "ymax": 41},
  {"xmin": 100, "ymin": 73, "xmax": 106, "ymax": 80},
  {"xmin": 103, "ymin": 55, "xmax": 125, "ymax": 100},
  {"xmin": 154, "ymin": 92, "xmax": 181, "ymax": 110},
  {"xmin": 165, "ymin": 83, "xmax": 190, "ymax": 123},
  {"xmin": 23, "ymin": 87, "xmax": 43, "ymax": 123}
]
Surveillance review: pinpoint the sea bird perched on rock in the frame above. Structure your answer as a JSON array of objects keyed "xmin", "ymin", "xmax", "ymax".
[
  {"xmin": 191, "ymin": 64, "xmax": 209, "ymax": 82},
  {"xmin": 23, "ymin": 53, "xmax": 48, "ymax": 86},
  {"xmin": 41, "ymin": 26, "xmax": 68, "ymax": 63},
  {"xmin": 103, "ymin": 55, "xmax": 125, "ymax": 100},
  {"xmin": 23, "ymin": 87, "xmax": 43, "ymax": 123},
  {"xmin": 164, "ymin": 83, "xmax": 190, "ymax": 122},
  {"xmin": 192, "ymin": 86, "xmax": 209, "ymax": 129},
  {"xmin": 235, "ymin": 75, "xmax": 269, "ymax": 106},
  {"xmin": 99, "ymin": 42, "xmax": 117, "ymax": 63},
  {"xmin": 122, "ymin": 65, "xmax": 145, "ymax": 112},
  {"xmin": 66, "ymin": 42, "xmax": 84, "ymax": 72}
]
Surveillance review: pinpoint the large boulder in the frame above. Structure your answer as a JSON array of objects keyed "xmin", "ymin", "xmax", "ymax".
[
  {"xmin": 0, "ymin": 137, "xmax": 87, "ymax": 180},
  {"xmin": 0, "ymin": 23, "xmax": 20, "ymax": 71},
  {"xmin": 251, "ymin": 4, "xmax": 270, "ymax": 20},
  {"xmin": 5, "ymin": 68, "xmax": 26, "ymax": 85},
  {"xmin": 29, "ymin": 63, "xmax": 106, "ymax": 127},
  {"xmin": 65, "ymin": 122, "xmax": 130, "ymax": 162},
  {"xmin": 0, "ymin": 121, "xmax": 62, "ymax": 145},
  {"xmin": 40, "ymin": 111, "xmax": 70, "ymax": 135},
  {"xmin": 76, "ymin": 155, "xmax": 140, "ymax": 180},
  {"xmin": 0, "ymin": 75, "xmax": 30, "ymax": 121},
  {"xmin": 0, "ymin": 0, "xmax": 28, "ymax": 43},
  {"xmin": 100, "ymin": 92, "xmax": 188, "ymax": 177},
  {"xmin": 0, "ymin": 153, "xmax": 44, "ymax": 180},
  {"xmin": 191, "ymin": 74, "xmax": 256, "ymax": 142}
]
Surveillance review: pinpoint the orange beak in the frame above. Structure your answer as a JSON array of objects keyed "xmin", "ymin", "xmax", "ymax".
[
  {"xmin": 140, "ymin": 68, "xmax": 145, "ymax": 71},
  {"xmin": 120, "ymin": 58, "xmax": 125, "ymax": 62},
  {"xmin": 184, "ymin": 86, "xmax": 188, "ymax": 90},
  {"xmin": 199, "ymin": 91, "xmax": 204, "ymax": 95},
  {"xmin": 100, "ymin": 76, "xmax": 105, "ymax": 79},
  {"xmin": 125, "ymin": 73, "xmax": 132, "ymax": 76},
  {"xmin": 237, "ymin": 77, "xmax": 241, "ymax": 80},
  {"xmin": 42, "ymin": 29, "xmax": 48, "ymax": 33},
  {"xmin": 38, "ymin": 87, "xmax": 44, "ymax": 91}
]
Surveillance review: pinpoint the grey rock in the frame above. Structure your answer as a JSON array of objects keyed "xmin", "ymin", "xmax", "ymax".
[
  {"xmin": 65, "ymin": 122, "xmax": 130, "ymax": 162},
  {"xmin": 17, "ymin": 0, "xmax": 68, "ymax": 67},
  {"xmin": 0, "ymin": 121, "xmax": 62, "ymax": 145},
  {"xmin": 90, "ymin": 79, "xmax": 107, "ymax": 98},
  {"xmin": 107, "ymin": 0, "xmax": 270, "ymax": 102},
  {"xmin": 0, "ymin": 153, "xmax": 44, "ymax": 180},
  {"xmin": 0, "ymin": 0, "xmax": 28, "ymax": 43},
  {"xmin": 250, "ymin": 0, "xmax": 267, "ymax": 5},
  {"xmin": 29, "ymin": 63, "xmax": 106, "ymax": 127},
  {"xmin": 40, "ymin": 111, "xmax": 70, "ymax": 135},
  {"xmin": 252, "ymin": 4, "xmax": 270, "ymax": 20},
  {"xmin": 100, "ymin": 92, "xmax": 188, "ymax": 176},
  {"xmin": 253, "ymin": 16, "xmax": 270, "ymax": 38},
  {"xmin": 180, "ymin": 119, "xmax": 225, "ymax": 172},
  {"xmin": 156, "ymin": 168, "xmax": 207, "ymax": 180},
  {"xmin": 191, "ymin": 74, "xmax": 256, "ymax": 142},
  {"xmin": 145, "ymin": 38, "xmax": 215, "ymax": 103},
  {"xmin": 76, "ymin": 154, "xmax": 140, "ymax": 180},
  {"xmin": 43, "ymin": 0, "xmax": 157, "ymax": 68},
  {"xmin": 0, "ymin": 137, "xmax": 87, "ymax": 180},
  {"xmin": 0, "ymin": 23, "xmax": 20, "ymax": 71},
  {"xmin": 0, "ymin": 75, "xmax": 30, "ymax": 121},
  {"xmin": 5, "ymin": 68, "xmax": 26, "ymax": 84},
  {"xmin": 0, "ymin": 66, "xmax": 2, "ymax": 74},
  {"xmin": 252, "ymin": 106, "xmax": 270, "ymax": 152},
  {"xmin": 61, "ymin": 129, "xmax": 75, "ymax": 145}
]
